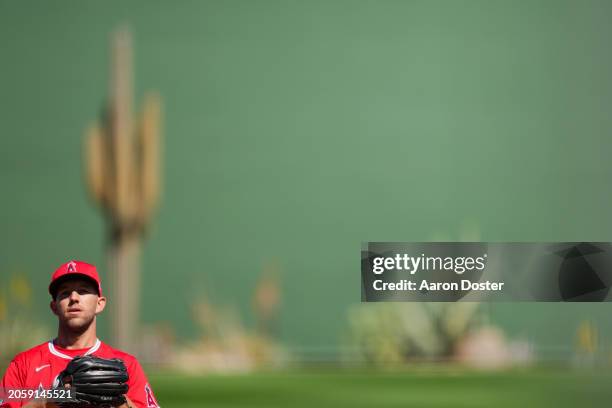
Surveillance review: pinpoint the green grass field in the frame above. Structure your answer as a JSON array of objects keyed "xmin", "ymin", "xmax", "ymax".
[{"xmin": 149, "ymin": 367, "xmax": 612, "ymax": 408}]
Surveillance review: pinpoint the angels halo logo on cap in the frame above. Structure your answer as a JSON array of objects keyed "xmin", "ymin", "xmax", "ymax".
[{"xmin": 67, "ymin": 261, "xmax": 77, "ymax": 273}]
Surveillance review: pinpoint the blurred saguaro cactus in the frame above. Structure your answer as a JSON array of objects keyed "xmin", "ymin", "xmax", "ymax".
[{"xmin": 83, "ymin": 27, "xmax": 162, "ymax": 352}]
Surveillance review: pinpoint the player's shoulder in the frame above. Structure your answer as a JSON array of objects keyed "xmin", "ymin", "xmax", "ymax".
[
  {"xmin": 96, "ymin": 341, "xmax": 141, "ymax": 366},
  {"xmin": 9, "ymin": 341, "xmax": 52, "ymax": 364}
]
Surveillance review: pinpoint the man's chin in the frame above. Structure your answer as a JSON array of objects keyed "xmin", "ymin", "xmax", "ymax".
[{"xmin": 63, "ymin": 317, "xmax": 94, "ymax": 333}]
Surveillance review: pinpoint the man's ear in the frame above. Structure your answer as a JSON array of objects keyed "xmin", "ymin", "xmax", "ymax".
[
  {"xmin": 95, "ymin": 296, "xmax": 107, "ymax": 315},
  {"xmin": 50, "ymin": 300, "xmax": 58, "ymax": 316}
]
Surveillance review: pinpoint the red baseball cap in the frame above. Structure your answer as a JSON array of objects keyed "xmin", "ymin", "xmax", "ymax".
[{"xmin": 49, "ymin": 260, "xmax": 103, "ymax": 298}]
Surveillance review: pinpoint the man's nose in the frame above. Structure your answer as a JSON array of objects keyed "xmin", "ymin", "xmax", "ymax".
[{"xmin": 68, "ymin": 291, "xmax": 80, "ymax": 302}]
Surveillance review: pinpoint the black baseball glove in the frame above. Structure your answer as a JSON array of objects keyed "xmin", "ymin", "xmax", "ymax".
[{"xmin": 56, "ymin": 355, "xmax": 129, "ymax": 407}]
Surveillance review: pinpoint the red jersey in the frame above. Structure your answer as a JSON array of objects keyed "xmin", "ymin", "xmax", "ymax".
[{"xmin": 1, "ymin": 339, "xmax": 160, "ymax": 408}]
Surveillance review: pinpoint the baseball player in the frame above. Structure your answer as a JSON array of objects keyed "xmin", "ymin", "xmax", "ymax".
[{"xmin": 0, "ymin": 260, "xmax": 160, "ymax": 408}]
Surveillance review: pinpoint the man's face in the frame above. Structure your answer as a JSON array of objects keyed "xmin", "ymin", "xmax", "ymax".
[{"xmin": 50, "ymin": 278, "xmax": 106, "ymax": 333}]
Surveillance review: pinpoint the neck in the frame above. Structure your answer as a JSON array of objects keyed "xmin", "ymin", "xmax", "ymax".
[{"xmin": 55, "ymin": 321, "xmax": 98, "ymax": 349}]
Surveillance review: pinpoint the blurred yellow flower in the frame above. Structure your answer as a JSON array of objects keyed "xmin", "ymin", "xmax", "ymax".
[
  {"xmin": 577, "ymin": 320, "xmax": 598, "ymax": 354},
  {"xmin": 0, "ymin": 293, "xmax": 6, "ymax": 321},
  {"xmin": 10, "ymin": 275, "xmax": 31, "ymax": 307}
]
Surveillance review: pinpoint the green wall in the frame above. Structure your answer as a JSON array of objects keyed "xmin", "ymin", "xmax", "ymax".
[{"xmin": 1, "ymin": 0, "xmax": 612, "ymax": 358}]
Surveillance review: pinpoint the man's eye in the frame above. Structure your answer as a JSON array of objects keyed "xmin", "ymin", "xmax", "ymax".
[{"xmin": 77, "ymin": 288, "xmax": 92, "ymax": 295}]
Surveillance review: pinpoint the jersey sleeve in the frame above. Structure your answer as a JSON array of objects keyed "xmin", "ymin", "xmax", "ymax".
[
  {"xmin": 125, "ymin": 358, "xmax": 160, "ymax": 408},
  {"xmin": 1, "ymin": 356, "xmax": 25, "ymax": 408}
]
